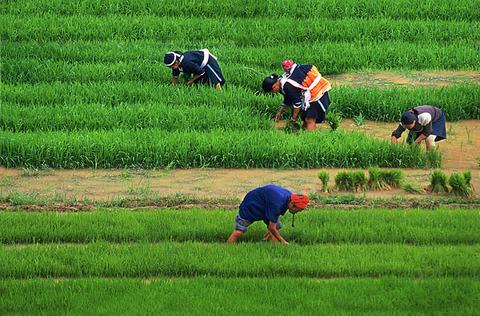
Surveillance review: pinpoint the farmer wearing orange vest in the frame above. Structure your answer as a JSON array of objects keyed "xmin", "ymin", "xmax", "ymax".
[{"xmin": 262, "ymin": 61, "xmax": 332, "ymax": 131}]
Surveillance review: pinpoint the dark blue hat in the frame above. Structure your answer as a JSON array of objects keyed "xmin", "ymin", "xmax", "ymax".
[
  {"xmin": 401, "ymin": 111, "xmax": 417, "ymax": 126},
  {"xmin": 262, "ymin": 74, "xmax": 279, "ymax": 92},
  {"xmin": 164, "ymin": 52, "xmax": 180, "ymax": 66}
]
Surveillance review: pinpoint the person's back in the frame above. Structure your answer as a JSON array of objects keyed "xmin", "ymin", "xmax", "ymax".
[{"xmin": 239, "ymin": 184, "xmax": 291, "ymax": 223}]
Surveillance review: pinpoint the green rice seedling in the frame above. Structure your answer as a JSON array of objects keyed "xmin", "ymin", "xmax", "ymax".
[
  {"xmin": 3, "ymin": 15, "xmax": 479, "ymax": 46},
  {"xmin": 1, "ymin": 208, "xmax": 480, "ymax": 245},
  {"xmin": 5, "ymin": 0, "xmax": 480, "ymax": 21},
  {"xmin": 368, "ymin": 168, "xmax": 388, "ymax": 190},
  {"xmin": 317, "ymin": 171, "xmax": 330, "ymax": 192},
  {"xmin": 463, "ymin": 171, "xmax": 473, "ymax": 188},
  {"xmin": 335, "ymin": 171, "xmax": 365, "ymax": 192},
  {"xmin": 327, "ymin": 110, "xmax": 342, "ymax": 131},
  {"xmin": 335, "ymin": 172, "xmax": 355, "ymax": 191},
  {"xmin": 429, "ymin": 170, "xmax": 449, "ymax": 193},
  {"xmin": 352, "ymin": 171, "xmax": 366, "ymax": 191},
  {"xmin": 0, "ymin": 129, "xmax": 440, "ymax": 168},
  {"xmin": 449, "ymin": 173, "xmax": 472, "ymax": 197},
  {"xmin": 0, "ymin": 102, "xmax": 271, "ymax": 132},
  {"xmin": 379, "ymin": 169, "xmax": 404, "ymax": 189},
  {"xmin": 353, "ymin": 113, "xmax": 365, "ymax": 126},
  {"xmin": 402, "ymin": 182, "xmax": 424, "ymax": 194},
  {"xmin": 330, "ymin": 85, "xmax": 480, "ymax": 121},
  {"xmin": 1, "ymin": 278, "xmax": 479, "ymax": 316},
  {"xmin": 1, "ymin": 242, "xmax": 478, "ymax": 278},
  {"xmin": 4, "ymin": 42, "xmax": 480, "ymax": 88},
  {"xmin": 284, "ymin": 120, "xmax": 301, "ymax": 133},
  {"xmin": 2, "ymin": 83, "xmax": 479, "ymax": 123}
]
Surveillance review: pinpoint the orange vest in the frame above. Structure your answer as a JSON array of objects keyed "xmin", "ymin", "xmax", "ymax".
[{"xmin": 301, "ymin": 66, "xmax": 331, "ymax": 102}]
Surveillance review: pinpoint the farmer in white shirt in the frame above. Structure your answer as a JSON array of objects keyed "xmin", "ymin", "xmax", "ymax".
[{"xmin": 391, "ymin": 105, "xmax": 447, "ymax": 150}]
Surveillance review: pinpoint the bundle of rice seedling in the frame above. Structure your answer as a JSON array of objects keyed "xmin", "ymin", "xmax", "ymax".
[
  {"xmin": 335, "ymin": 170, "xmax": 365, "ymax": 192},
  {"xmin": 368, "ymin": 168, "xmax": 388, "ymax": 190},
  {"xmin": 429, "ymin": 170, "xmax": 449, "ymax": 193},
  {"xmin": 402, "ymin": 182, "xmax": 424, "ymax": 194},
  {"xmin": 380, "ymin": 169, "xmax": 404, "ymax": 189},
  {"xmin": 317, "ymin": 171, "xmax": 330, "ymax": 192},
  {"xmin": 449, "ymin": 172, "xmax": 472, "ymax": 197}
]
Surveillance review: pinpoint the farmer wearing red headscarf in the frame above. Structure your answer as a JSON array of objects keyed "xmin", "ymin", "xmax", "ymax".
[{"xmin": 227, "ymin": 184, "xmax": 309, "ymax": 245}]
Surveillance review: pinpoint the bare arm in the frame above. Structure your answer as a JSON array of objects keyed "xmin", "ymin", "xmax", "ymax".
[
  {"xmin": 187, "ymin": 73, "xmax": 204, "ymax": 86},
  {"xmin": 415, "ymin": 133, "xmax": 427, "ymax": 144},
  {"xmin": 291, "ymin": 107, "xmax": 301, "ymax": 122},
  {"xmin": 274, "ymin": 107, "xmax": 286, "ymax": 122},
  {"xmin": 268, "ymin": 222, "xmax": 288, "ymax": 245},
  {"xmin": 171, "ymin": 77, "xmax": 179, "ymax": 85}
]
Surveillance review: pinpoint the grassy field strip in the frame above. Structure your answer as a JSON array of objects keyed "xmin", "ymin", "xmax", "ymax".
[
  {"xmin": 1, "ymin": 242, "xmax": 478, "ymax": 278},
  {"xmin": 0, "ymin": 209, "xmax": 478, "ymax": 245},
  {"xmin": 0, "ymin": 103, "xmax": 271, "ymax": 132},
  {"xmin": 3, "ymin": 16, "xmax": 479, "ymax": 44},
  {"xmin": 3, "ymin": 44, "xmax": 479, "ymax": 79},
  {"xmin": 4, "ymin": 41, "xmax": 480, "ymax": 72},
  {"xmin": 2, "ymin": 83, "xmax": 479, "ymax": 121},
  {"xmin": 3, "ymin": 0, "xmax": 480, "ymax": 21},
  {"xmin": 0, "ymin": 129, "xmax": 440, "ymax": 168},
  {"xmin": 1, "ymin": 277, "xmax": 479, "ymax": 315}
]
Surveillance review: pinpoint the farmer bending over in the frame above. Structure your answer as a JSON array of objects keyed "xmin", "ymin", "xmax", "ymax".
[
  {"xmin": 164, "ymin": 49, "xmax": 225, "ymax": 89},
  {"xmin": 262, "ymin": 62, "xmax": 331, "ymax": 131},
  {"xmin": 391, "ymin": 105, "xmax": 446, "ymax": 150},
  {"xmin": 227, "ymin": 184, "xmax": 309, "ymax": 245}
]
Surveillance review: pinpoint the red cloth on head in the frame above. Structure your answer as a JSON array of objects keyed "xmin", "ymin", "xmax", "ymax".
[
  {"xmin": 282, "ymin": 59, "xmax": 294, "ymax": 71},
  {"xmin": 291, "ymin": 194, "xmax": 309, "ymax": 209}
]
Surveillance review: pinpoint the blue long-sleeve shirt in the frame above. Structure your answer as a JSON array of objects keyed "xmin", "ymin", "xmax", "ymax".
[{"xmin": 239, "ymin": 185, "xmax": 291, "ymax": 223}]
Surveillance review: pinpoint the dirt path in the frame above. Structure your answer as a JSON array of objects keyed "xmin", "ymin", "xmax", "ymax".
[
  {"xmin": 329, "ymin": 71, "xmax": 480, "ymax": 87},
  {"xmin": 1, "ymin": 120, "xmax": 478, "ymax": 203}
]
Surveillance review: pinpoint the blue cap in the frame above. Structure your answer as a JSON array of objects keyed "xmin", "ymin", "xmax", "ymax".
[
  {"xmin": 164, "ymin": 52, "xmax": 180, "ymax": 66},
  {"xmin": 401, "ymin": 111, "xmax": 416, "ymax": 125},
  {"xmin": 262, "ymin": 74, "xmax": 279, "ymax": 92}
]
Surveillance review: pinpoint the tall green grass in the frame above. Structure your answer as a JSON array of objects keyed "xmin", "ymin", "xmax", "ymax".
[
  {"xmin": 0, "ymin": 129, "xmax": 441, "ymax": 168},
  {"xmin": 1, "ymin": 208, "xmax": 478, "ymax": 245}
]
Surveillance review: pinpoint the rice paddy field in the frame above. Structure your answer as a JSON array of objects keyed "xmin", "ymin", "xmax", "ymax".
[{"xmin": 1, "ymin": 0, "xmax": 480, "ymax": 314}]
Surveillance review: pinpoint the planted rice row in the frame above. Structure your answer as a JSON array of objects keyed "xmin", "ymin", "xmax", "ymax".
[
  {"xmin": 0, "ymin": 129, "xmax": 441, "ymax": 168},
  {"xmin": 4, "ymin": 41, "xmax": 479, "ymax": 74},
  {"xmin": 0, "ymin": 208, "xmax": 478, "ymax": 245},
  {"xmin": 2, "ymin": 82, "xmax": 479, "ymax": 122},
  {"xmin": 3, "ymin": 16, "xmax": 479, "ymax": 44},
  {"xmin": 1, "ymin": 242, "xmax": 478, "ymax": 278},
  {"xmin": 4, "ymin": 46, "xmax": 480, "ymax": 85},
  {"xmin": 1, "ymin": 277, "xmax": 478, "ymax": 315},
  {"xmin": 3, "ymin": 0, "xmax": 479, "ymax": 21},
  {"xmin": 0, "ymin": 103, "xmax": 271, "ymax": 132}
]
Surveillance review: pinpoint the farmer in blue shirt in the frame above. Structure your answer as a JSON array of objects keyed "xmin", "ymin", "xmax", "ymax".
[
  {"xmin": 227, "ymin": 185, "xmax": 309, "ymax": 245},
  {"xmin": 163, "ymin": 49, "xmax": 225, "ymax": 89}
]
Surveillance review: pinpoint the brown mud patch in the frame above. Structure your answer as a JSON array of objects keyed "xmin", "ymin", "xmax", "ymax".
[{"xmin": 329, "ymin": 71, "xmax": 480, "ymax": 87}]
